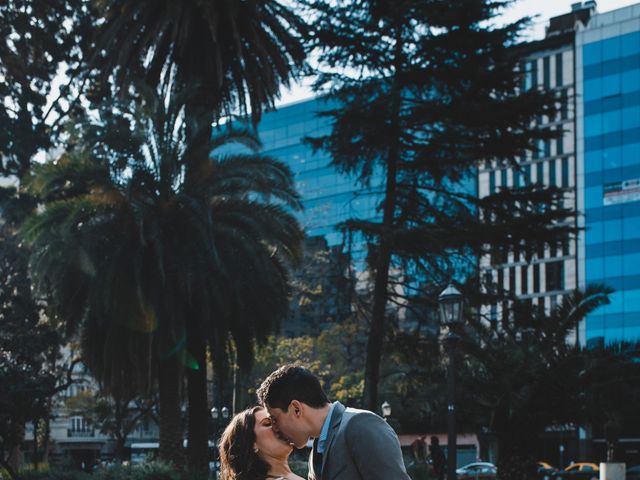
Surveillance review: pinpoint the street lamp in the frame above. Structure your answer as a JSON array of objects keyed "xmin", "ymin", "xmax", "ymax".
[
  {"xmin": 381, "ymin": 401, "xmax": 391, "ymax": 420},
  {"xmin": 439, "ymin": 284, "xmax": 463, "ymax": 480}
]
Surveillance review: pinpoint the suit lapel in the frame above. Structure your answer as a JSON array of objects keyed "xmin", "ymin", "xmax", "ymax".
[{"xmin": 320, "ymin": 401, "xmax": 346, "ymax": 477}]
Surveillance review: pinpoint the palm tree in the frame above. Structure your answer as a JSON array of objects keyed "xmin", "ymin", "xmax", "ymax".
[
  {"xmin": 21, "ymin": 86, "xmax": 303, "ymax": 468},
  {"xmin": 460, "ymin": 285, "xmax": 613, "ymax": 480},
  {"xmin": 87, "ymin": 3, "xmax": 307, "ymax": 470},
  {"xmin": 93, "ymin": 0, "xmax": 307, "ymax": 125}
]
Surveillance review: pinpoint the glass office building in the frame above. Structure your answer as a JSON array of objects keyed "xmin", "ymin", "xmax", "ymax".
[
  {"xmin": 577, "ymin": 3, "xmax": 640, "ymax": 343},
  {"xmin": 257, "ymin": 97, "xmax": 382, "ymax": 248}
]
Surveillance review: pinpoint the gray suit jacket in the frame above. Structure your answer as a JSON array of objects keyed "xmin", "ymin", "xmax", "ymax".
[{"xmin": 308, "ymin": 402, "xmax": 410, "ymax": 480}]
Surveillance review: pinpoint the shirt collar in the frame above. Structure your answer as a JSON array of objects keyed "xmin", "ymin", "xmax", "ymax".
[{"xmin": 316, "ymin": 402, "xmax": 336, "ymax": 454}]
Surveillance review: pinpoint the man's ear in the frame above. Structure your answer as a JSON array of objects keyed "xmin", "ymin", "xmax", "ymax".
[{"xmin": 290, "ymin": 400, "xmax": 303, "ymax": 418}]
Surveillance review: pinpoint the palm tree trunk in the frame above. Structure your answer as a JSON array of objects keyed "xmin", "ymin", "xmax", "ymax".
[
  {"xmin": 182, "ymin": 92, "xmax": 215, "ymax": 476},
  {"xmin": 6, "ymin": 423, "xmax": 25, "ymax": 474},
  {"xmin": 158, "ymin": 357, "xmax": 184, "ymax": 467},
  {"xmin": 114, "ymin": 433, "xmax": 127, "ymax": 462},
  {"xmin": 187, "ymin": 334, "xmax": 209, "ymax": 475},
  {"xmin": 362, "ymin": 22, "xmax": 404, "ymax": 412},
  {"xmin": 42, "ymin": 415, "xmax": 50, "ymax": 465}
]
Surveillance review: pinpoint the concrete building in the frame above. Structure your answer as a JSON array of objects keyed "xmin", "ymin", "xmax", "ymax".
[{"xmin": 477, "ymin": 2, "xmax": 587, "ymax": 333}]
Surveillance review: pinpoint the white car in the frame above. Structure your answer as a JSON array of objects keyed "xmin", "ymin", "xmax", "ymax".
[{"xmin": 456, "ymin": 462, "xmax": 497, "ymax": 479}]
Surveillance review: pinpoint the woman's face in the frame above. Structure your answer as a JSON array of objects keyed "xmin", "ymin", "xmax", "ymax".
[{"xmin": 254, "ymin": 407, "xmax": 293, "ymax": 460}]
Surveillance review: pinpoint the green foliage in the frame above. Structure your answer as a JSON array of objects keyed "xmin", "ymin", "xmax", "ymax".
[
  {"xmin": 288, "ymin": 458, "xmax": 310, "ymax": 478},
  {"xmin": 22, "ymin": 85, "xmax": 304, "ymax": 390},
  {"xmin": 99, "ymin": 462, "xmax": 180, "ymax": 480},
  {"xmin": 249, "ymin": 319, "xmax": 367, "ymax": 404},
  {"xmin": 16, "ymin": 461, "xmax": 199, "ymax": 480},
  {"xmin": 0, "ymin": 0, "xmax": 92, "ymax": 177},
  {"xmin": 304, "ymin": 0, "xmax": 575, "ymax": 411},
  {"xmin": 0, "ymin": 189, "xmax": 63, "ymax": 475},
  {"xmin": 91, "ymin": 0, "xmax": 308, "ymax": 123},
  {"xmin": 17, "ymin": 466, "xmax": 90, "ymax": 480},
  {"xmin": 457, "ymin": 286, "xmax": 614, "ymax": 479},
  {"xmin": 21, "ymin": 85, "xmax": 304, "ymax": 466},
  {"xmin": 579, "ymin": 341, "xmax": 640, "ymax": 441}
]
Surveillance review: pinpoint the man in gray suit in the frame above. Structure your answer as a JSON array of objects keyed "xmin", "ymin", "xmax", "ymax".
[{"xmin": 257, "ymin": 364, "xmax": 410, "ymax": 480}]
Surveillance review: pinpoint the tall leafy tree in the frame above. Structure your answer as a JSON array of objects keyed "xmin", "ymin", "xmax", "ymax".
[
  {"xmin": 21, "ymin": 87, "xmax": 303, "ymax": 469},
  {"xmin": 0, "ymin": 190, "xmax": 64, "ymax": 479},
  {"xmin": 85, "ymin": 2, "xmax": 308, "ymax": 469},
  {"xmin": 306, "ymin": 0, "xmax": 573, "ymax": 411},
  {"xmin": 0, "ymin": 0, "xmax": 93, "ymax": 177}
]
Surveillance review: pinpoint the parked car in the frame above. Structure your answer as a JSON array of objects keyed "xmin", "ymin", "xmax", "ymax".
[
  {"xmin": 627, "ymin": 465, "xmax": 640, "ymax": 480},
  {"xmin": 553, "ymin": 462, "xmax": 599, "ymax": 480},
  {"xmin": 538, "ymin": 461, "xmax": 558, "ymax": 479},
  {"xmin": 456, "ymin": 462, "xmax": 497, "ymax": 480}
]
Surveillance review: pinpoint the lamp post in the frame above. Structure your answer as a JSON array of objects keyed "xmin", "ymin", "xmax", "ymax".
[
  {"xmin": 381, "ymin": 401, "xmax": 391, "ymax": 421},
  {"xmin": 439, "ymin": 284, "xmax": 463, "ymax": 480}
]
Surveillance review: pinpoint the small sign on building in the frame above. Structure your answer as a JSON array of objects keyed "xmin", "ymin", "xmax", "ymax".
[{"xmin": 603, "ymin": 178, "xmax": 640, "ymax": 206}]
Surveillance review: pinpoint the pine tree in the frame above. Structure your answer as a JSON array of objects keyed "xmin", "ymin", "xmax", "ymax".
[{"xmin": 306, "ymin": 0, "xmax": 573, "ymax": 413}]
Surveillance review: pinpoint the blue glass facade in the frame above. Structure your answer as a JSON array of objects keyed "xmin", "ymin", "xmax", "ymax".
[
  {"xmin": 257, "ymin": 98, "xmax": 382, "ymax": 248},
  {"xmin": 582, "ymin": 30, "xmax": 640, "ymax": 343}
]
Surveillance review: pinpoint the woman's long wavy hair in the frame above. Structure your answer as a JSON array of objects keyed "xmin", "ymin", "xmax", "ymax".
[{"xmin": 219, "ymin": 406, "xmax": 271, "ymax": 480}]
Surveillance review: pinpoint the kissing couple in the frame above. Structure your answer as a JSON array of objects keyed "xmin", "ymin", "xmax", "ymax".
[{"xmin": 218, "ymin": 364, "xmax": 410, "ymax": 480}]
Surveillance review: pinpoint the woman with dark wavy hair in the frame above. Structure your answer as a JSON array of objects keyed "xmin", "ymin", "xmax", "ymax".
[{"xmin": 219, "ymin": 406, "xmax": 305, "ymax": 480}]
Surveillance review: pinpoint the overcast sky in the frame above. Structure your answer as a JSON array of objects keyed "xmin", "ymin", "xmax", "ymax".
[{"xmin": 276, "ymin": 0, "xmax": 639, "ymax": 106}]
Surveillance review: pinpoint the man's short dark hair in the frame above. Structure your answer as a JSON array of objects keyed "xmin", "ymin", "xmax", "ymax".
[{"xmin": 257, "ymin": 364, "xmax": 329, "ymax": 411}]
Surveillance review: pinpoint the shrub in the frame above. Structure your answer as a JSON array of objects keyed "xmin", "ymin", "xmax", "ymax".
[{"xmin": 17, "ymin": 467, "xmax": 90, "ymax": 480}]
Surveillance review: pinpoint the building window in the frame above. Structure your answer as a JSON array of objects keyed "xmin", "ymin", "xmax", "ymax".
[
  {"xmin": 546, "ymin": 261, "xmax": 564, "ymax": 291},
  {"xmin": 561, "ymin": 157, "xmax": 569, "ymax": 188},
  {"xmin": 509, "ymin": 266, "xmax": 516, "ymax": 293},
  {"xmin": 549, "ymin": 159, "xmax": 557, "ymax": 186},
  {"xmin": 560, "ymin": 89, "xmax": 568, "ymax": 120},
  {"xmin": 498, "ymin": 268, "xmax": 504, "ymax": 293},
  {"xmin": 537, "ymin": 162, "xmax": 544, "ymax": 184},
  {"xmin": 556, "ymin": 127, "xmax": 564, "ymax": 155},
  {"xmin": 501, "ymin": 169, "xmax": 508, "ymax": 188},
  {"xmin": 70, "ymin": 417, "xmax": 90, "ymax": 432},
  {"xmin": 531, "ymin": 60, "xmax": 538, "ymax": 88},
  {"xmin": 533, "ymin": 264, "xmax": 540, "ymax": 293},
  {"xmin": 521, "ymin": 265, "xmax": 529, "ymax": 294},
  {"xmin": 555, "ymin": 53, "xmax": 563, "ymax": 86},
  {"xmin": 544, "ymin": 139, "xmax": 551, "ymax": 158},
  {"xmin": 524, "ymin": 164, "xmax": 531, "ymax": 185},
  {"xmin": 543, "ymin": 56, "xmax": 551, "ymax": 89},
  {"xmin": 489, "ymin": 171, "xmax": 496, "ymax": 193}
]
